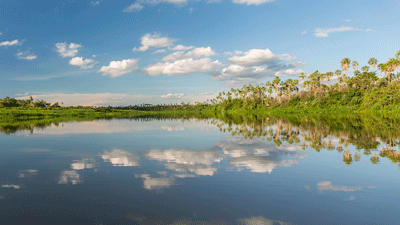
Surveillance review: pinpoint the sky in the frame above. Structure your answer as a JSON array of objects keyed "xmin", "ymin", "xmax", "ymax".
[{"xmin": 0, "ymin": 0, "xmax": 399, "ymax": 106}]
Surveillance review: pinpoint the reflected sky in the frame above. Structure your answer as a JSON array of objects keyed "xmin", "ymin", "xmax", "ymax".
[{"xmin": 0, "ymin": 118, "xmax": 400, "ymax": 224}]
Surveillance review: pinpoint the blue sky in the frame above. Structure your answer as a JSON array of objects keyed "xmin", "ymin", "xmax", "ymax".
[{"xmin": 0, "ymin": 0, "xmax": 399, "ymax": 106}]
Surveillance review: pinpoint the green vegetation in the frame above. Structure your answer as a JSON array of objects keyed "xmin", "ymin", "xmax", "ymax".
[{"xmin": 191, "ymin": 51, "xmax": 400, "ymax": 114}]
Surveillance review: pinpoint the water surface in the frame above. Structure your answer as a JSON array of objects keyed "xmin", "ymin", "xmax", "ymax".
[{"xmin": 1, "ymin": 116, "xmax": 399, "ymax": 224}]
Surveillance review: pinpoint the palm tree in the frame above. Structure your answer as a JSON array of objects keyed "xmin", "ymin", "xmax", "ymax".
[
  {"xmin": 341, "ymin": 58, "xmax": 351, "ymax": 74},
  {"xmin": 299, "ymin": 73, "xmax": 306, "ymax": 81},
  {"xmin": 368, "ymin": 58, "xmax": 378, "ymax": 69},
  {"xmin": 352, "ymin": 61, "xmax": 359, "ymax": 70},
  {"xmin": 396, "ymin": 50, "xmax": 400, "ymax": 61},
  {"xmin": 377, "ymin": 63, "xmax": 384, "ymax": 77},
  {"xmin": 361, "ymin": 66, "xmax": 369, "ymax": 73}
]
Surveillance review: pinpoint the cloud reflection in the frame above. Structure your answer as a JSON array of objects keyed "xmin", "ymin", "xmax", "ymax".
[
  {"xmin": 58, "ymin": 170, "xmax": 81, "ymax": 185},
  {"xmin": 71, "ymin": 158, "xmax": 96, "ymax": 170},
  {"xmin": 237, "ymin": 216, "xmax": 291, "ymax": 225},
  {"xmin": 135, "ymin": 174, "xmax": 175, "ymax": 190},
  {"xmin": 214, "ymin": 136, "xmax": 305, "ymax": 174},
  {"xmin": 18, "ymin": 169, "xmax": 38, "ymax": 178},
  {"xmin": 101, "ymin": 149, "xmax": 140, "ymax": 167},
  {"xmin": 317, "ymin": 181, "xmax": 363, "ymax": 192}
]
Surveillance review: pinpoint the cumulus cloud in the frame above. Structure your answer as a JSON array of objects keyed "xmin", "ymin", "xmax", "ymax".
[
  {"xmin": 214, "ymin": 48, "xmax": 304, "ymax": 86},
  {"xmin": 123, "ymin": 3, "xmax": 144, "ymax": 12},
  {"xmin": 91, "ymin": 1, "xmax": 100, "ymax": 5},
  {"xmin": 15, "ymin": 51, "xmax": 37, "ymax": 60},
  {"xmin": 317, "ymin": 181, "xmax": 363, "ymax": 192},
  {"xmin": 133, "ymin": 33, "xmax": 176, "ymax": 51},
  {"xmin": 55, "ymin": 42, "xmax": 82, "ymax": 58},
  {"xmin": 98, "ymin": 58, "xmax": 138, "ymax": 77},
  {"xmin": 313, "ymin": 26, "xmax": 372, "ymax": 37},
  {"xmin": 162, "ymin": 46, "xmax": 217, "ymax": 61},
  {"xmin": 153, "ymin": 49, "xmax": 167, "ymax": 54},
  {"xmin": 227, "ymin": 49, "xmax": 294, "ymax": 67},
  {"xmin": 69, "ymin": 57, "xmax": 98, "ymax": 69},
  {"xmin": 101, "ymin": 149, "xmax": 140, "ymax": 167},
  {"xmin": 232, "ymin": 0, "xmax": 275, "ymax": 6},
  {"xmin": 171, "ymin": 45, "xmax": 194, "ymax": 51},
  {"xmin": 275, "ymin": 68, "xmax": 305, "ymax": 76},
  {"xmin": 161, "ymin": 93, "xmax": 185, "ymax": 99},
  {"xmin": 144, "ymin": 58, "xmax": 222, "ymax": 76},
  {"xmin": 0, "ymin": 39, "xmax": 21, "ymax": 47}
]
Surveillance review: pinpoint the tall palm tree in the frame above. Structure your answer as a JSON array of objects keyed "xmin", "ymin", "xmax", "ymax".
[
  {"xmin": 396, "ymin": 50, "xmax": 400, "ymax": 61},
  {"xmin": 352, "ymin": 61, "xmax": 359, "ymax": 70},
  {"xmin": 341, "ymin": 58, "xmax": 351, "ymax": 74},
  {"xmin": 361, "ymin": 66, "xmax": 369, "ymax": 73},
  {"xmin": 368, "ymin": 58, "xmax": 378, "ymax": 69},
  {"xmin": 377, "ymin": 63, "xmax": 384, "ymax": 77},
  {"xmin": 335, "ymin": 70, "xmax": 342, "ymax": 90}
]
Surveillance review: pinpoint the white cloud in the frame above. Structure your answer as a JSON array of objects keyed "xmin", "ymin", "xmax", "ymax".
[
  {"xmin": 101, "ymin": 149, "xmax": 140, "ymax": 167},
  {"xmin": 161, "ymin": 93, "xmax": 185, "ymax": 99},
  {"xmin": 91, "ymin": 1, "xmax": 100, "ymax": 6},
  {"xmin": 232, "ymin": 0, "xmax": 275, "ymax": 6},
  {"xmin": 162, "ymin": 46, "xmax": 217, "ymax": 61},
  {"xmin": 123, "ymin": 3, "xmax": 144, "ymax": 12},
  {"xmin": 0, "ymin": 39, "xmax": 21, "ymax": 47},
  {"xmin": 144, "ymin": 58, "xmax": 222, "ymax": 76},
  {"xmin": 171, "ymin": 45, "xmax": 194, "ymax": 51},
  {"xmin": 313, "ymin": 26, "xmax": 371, "ymax": 37},
  {"xmin": 302, "ymin": 30, "xmax": 307, "ymax": 34},
  {"xmin": 55, "ymin": 42, "xmax": 82, "ymax": 58},
  {"xmin": 15, "ymin": 51, "xmax": 37, "ymax": 60},
  {"xmin": 234, "ymin": 50, "xmax": 243, "ymax": 55},
  {"xmin": 133, "ymin": 33, "xmax": 176, "ymax": 51},
  {"xmin": 153, "ymin": 49, "xmax": 167, "ymax": 54},
  {"xmin": 69, "ymin": 57, "xmax": 98, "ymax": 69},
  {"xmin": 228, "ymin": 49, "xmax": 293, "ymax": 67},
  {"xmin": 98, "ymin": 58, "xmax": 138, "ymax": 77},
  {"xmin": 275, "ymin": 68, "xmax": 305, "ymax": 76},
  {"xmin": 317, "ymin": 181, "xmax": 363, "ymax": 192},
  {"xmin": 214, "ymin": 48, "xmax": 303, "ymax": 86}
]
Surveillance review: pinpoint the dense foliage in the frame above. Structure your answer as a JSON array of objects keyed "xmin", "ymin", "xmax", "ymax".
[{"xmin": 195, "ymin": 51, "xmax": 400, "ymax": 112}]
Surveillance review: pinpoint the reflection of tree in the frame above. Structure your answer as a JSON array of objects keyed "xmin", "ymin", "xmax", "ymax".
[{"xmin": 206, "ymin": 113, "xmax": 400, "ymax": 168}]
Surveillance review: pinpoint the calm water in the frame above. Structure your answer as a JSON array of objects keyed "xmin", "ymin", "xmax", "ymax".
[{"xmin": 1, "ymin": 116, "xmax": 400, "ymax": 224}]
